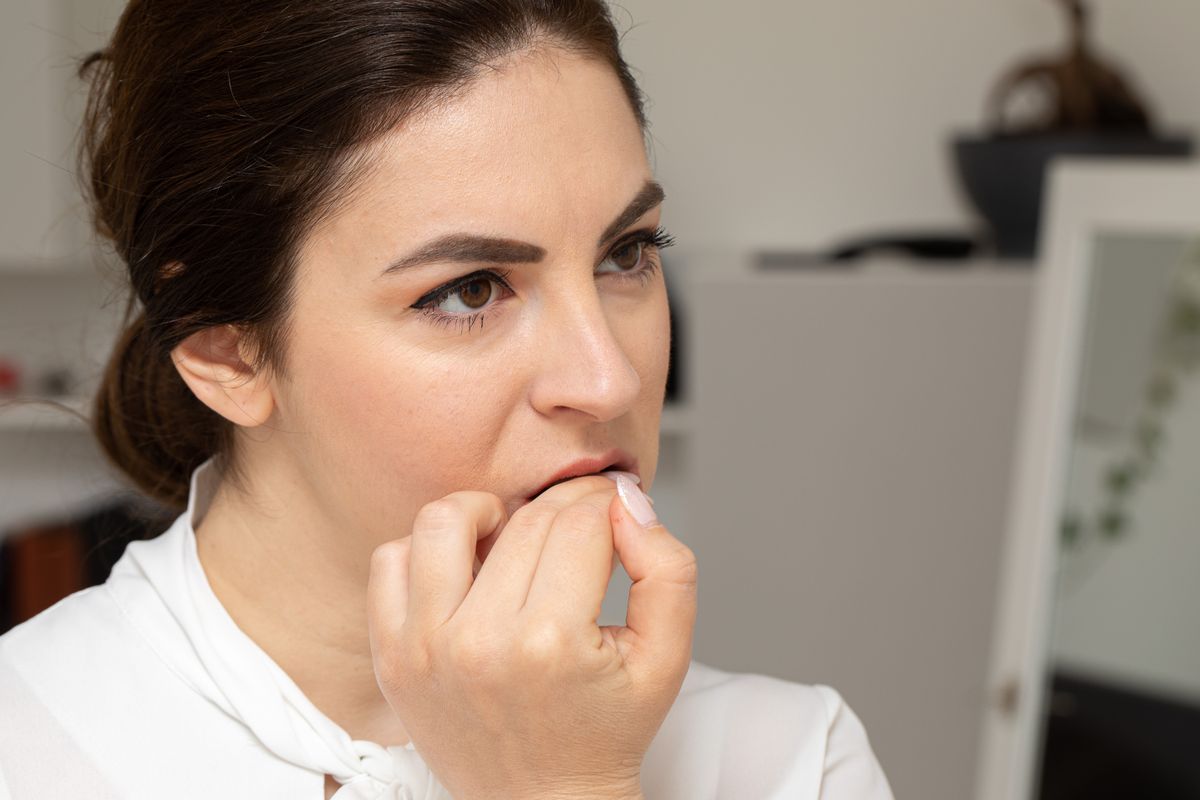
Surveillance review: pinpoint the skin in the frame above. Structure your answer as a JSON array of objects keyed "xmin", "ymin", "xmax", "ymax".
[{"xmin": 171, "ymin": 45, "xmax": 676, "ymax": 790}]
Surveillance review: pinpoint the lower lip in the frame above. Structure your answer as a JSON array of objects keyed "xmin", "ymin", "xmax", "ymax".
[{"xmin": 523, "ymin": 471, "xmax": 614, "ymax": 505}]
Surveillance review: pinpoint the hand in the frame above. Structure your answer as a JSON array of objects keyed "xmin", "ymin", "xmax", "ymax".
[{"xmin": 366, "ymin": 473, "xmax": 698, "ymax": 800}]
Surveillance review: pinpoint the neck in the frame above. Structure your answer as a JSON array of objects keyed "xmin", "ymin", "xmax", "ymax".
[{"xmin": 193, "ymin": 455, "xmax": 410, "ymax": 746}]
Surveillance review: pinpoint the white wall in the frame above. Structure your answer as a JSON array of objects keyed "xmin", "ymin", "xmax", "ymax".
[
  {"xmin": 617, "ymin": 0, "xmax": 1200, "ymax": 253},
  {"xmin": 26, "ymin": 0, "xmax": 1200, "ymax": 259},
  {"xmin": 0, "ymin": 0, "xmax": 86, "ymax": 264}
]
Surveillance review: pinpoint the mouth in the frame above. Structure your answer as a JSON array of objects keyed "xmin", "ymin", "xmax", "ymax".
[
  {"xmin": 522, "ymin": 449, "xmax": 639, "ymax": 504},
  {"xmin": 481, "ymin": 451, "xmax": 640, "ymax": 563}
]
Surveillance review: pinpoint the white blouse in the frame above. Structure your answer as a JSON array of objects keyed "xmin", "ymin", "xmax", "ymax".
[{"xmin": 0, "ymin": 457, "xmax": 894, "ymax": 799}]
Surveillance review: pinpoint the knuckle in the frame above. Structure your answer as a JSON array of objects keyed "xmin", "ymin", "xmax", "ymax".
[
  {"xmin": 443, "ymin": 489, "xmax": 504, "ymax": 513},
  {"xmin": 519, "ymin": 618, "xmax": 571, "ymax": 665},
  {"xmin": 662, "ymin": 541, "xmax": 699, "ymax": 586},
  {"xmin": 369, "ymin": 538, "xmax": 408, "ymax": 573},
  {"xmin": 413, "ymin": 498, "xmax": 463, "ymax": 530}
]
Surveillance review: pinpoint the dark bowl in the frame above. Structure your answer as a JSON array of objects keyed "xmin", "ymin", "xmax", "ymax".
[{"xmin": 952, "ymin": 132, "xmax": 1194, "ymax": 260}]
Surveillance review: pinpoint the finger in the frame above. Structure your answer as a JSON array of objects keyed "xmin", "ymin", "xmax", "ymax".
[
  {"xmin": 522, "ymin": 487, "xmax": 617, "ymax": 626},
  {"xmin": 608, "ymin": 477, "xmax": 698, "ymax": 680},
  {"xmin": 407, "ymin": 491, "xmax": 507, "ymax": 632},
  {"xmin": 464, "ymin": 474, "xmax": 618, "ymax": 620},
  {"xmin": 366, "ymin": 536, "xmax": 413, "ymax": 657}
]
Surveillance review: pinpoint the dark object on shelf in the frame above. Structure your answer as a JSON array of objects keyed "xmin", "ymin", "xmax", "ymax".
[
  {"xmin": 0, "ymin": 522, "xmax": 85, "ymax": 631},
  {"xmin": 952, "ymin": 0, "xmax": 1194, "ymax": 259},
  {"xmin": 36, "ymin": 368, "xmax": 77, "ymax": 397},
  {"xmin": 757, "ymin": 232, "xmax": 983, "ymax": 270},
  {"xmin": 0, "ymin": 495, "xmax": 175, "ymax": 634},
  {"xmin": 988, "ymin": 0, "xmax": 1153, "ymax": 136},
  {"xmin": 1036, "ymin": 669, "xmax": 1200, "ymax": 799},
  {"xmin": 953, "ymin": 133, "xmax": 1192, "ymax": 259}
]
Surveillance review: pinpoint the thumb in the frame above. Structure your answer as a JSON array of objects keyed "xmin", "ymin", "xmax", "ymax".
[{"xmin": 606, "ymin": 475, "xmax": 698, "ymax": 681}]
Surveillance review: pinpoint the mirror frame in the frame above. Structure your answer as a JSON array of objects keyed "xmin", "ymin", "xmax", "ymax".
[{"xmin": 975, "ymin": 158, "xmax": 1200, "ymax": 800}]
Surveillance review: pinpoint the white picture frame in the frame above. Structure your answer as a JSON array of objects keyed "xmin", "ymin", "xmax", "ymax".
[{"xmin": 974, "ymin": 158, "xmax": 1200, "ymax": 800}]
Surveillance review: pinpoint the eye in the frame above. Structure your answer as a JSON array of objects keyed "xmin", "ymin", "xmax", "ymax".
[
  {"xmin": 597, "ymin": 227, "xmax": 675, "ymax": 278},
  {"xmin": 601, "ymin": 240, "xmax": 646, "ymax": 273},
  {"xmin": 408, "ymin": 227, "xmax": 676, "ymax": 336},
  {"xmin": 413, "ymin": 269, "xmax": 514, "ymax": 316},
  {"xmin": 438, "ymin": 275, "xmax": 497, "ymax": 313}
]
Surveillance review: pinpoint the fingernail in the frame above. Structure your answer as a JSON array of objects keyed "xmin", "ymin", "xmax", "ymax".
[
  {"xmin": 600, "ymin": 470, "xmax": 654, "ymax": 507},
  {"xmin": 613, "ymin": 473, "xmax": 658, "ymax": 528},
  {"xmin": 600, "ymin": 469, "xmax": 640, "ymax": 486}
]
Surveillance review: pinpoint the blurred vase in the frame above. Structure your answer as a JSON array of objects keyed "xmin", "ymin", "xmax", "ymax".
[{"xmin": 951, "ymin": 132, "xmax": 1194, "ymax": 260}]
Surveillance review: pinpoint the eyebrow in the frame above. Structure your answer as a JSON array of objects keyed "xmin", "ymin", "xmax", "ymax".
[{"xmin": 377, "ymin": 179, "xmax": 666, "ymax": 278}]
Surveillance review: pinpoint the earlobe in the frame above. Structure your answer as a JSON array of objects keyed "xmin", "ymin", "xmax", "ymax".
[{"xmin": 171, "ymin": 324, "xmax": 275, "ymax": 427}]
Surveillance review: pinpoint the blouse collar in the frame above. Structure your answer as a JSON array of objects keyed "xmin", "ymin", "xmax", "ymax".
[{"xmin": 107, "ymin": 455, "xmax": 452, "ymax": 800}]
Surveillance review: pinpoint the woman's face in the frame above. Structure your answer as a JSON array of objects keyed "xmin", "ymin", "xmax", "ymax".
[{"xmin": 271, "ymin": 48, "xmax": 670, "ymax": 549}]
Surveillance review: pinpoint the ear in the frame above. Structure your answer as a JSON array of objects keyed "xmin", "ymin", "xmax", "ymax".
[{"xmin": 171, "ymin": 324, "xmax": 275, "ymax": 427}]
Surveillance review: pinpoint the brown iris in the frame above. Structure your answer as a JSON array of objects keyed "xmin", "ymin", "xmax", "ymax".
[
  {"xmin": 610, "ymin": 241, "xmax": 642, "ymax": 271},
  {"xmin": 459, "ymin": 278, "xmax": 492, "ymax": 309}
]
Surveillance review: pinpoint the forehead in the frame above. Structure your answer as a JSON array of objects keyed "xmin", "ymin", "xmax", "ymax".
[{"xmin": 314, "ymin": 48, "xmax": 650, "ymax": 262}]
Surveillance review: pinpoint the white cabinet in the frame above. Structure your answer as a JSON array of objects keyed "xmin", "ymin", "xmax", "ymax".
[{"xmin": 663, "ymin": 251, "xmax": 1034, "ymax": 800}]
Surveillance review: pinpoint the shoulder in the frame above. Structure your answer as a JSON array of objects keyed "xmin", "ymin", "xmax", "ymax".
[
  {"xmin": 0, "ymin": 587, "xmax": 134, "ymax": 799},
  {"xmin": 641, "ymin": 659, "xmax": 894, "ymax": 799},
  {"xmin": 0, "ymin": 531, "xmax": 225, "ymax": 722},
  {"xmin": 0, "ymin": 580, "xmax": 177, "ymax": 734},
  {"xmin": 0, "ymin": 583, "xmax": 125, "ymax": 676},
  {"xmin": 0, "ymin": 521, "xmax": 197, "ymax": 706},
  {"xmin": 0, "ymin": 563, "xmax": 298, "ymax": 798}
]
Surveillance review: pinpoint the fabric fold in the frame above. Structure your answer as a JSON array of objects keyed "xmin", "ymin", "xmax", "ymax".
[{"xmin": 107, "ymin": 456, "xmax": 452, "ymax": 800}]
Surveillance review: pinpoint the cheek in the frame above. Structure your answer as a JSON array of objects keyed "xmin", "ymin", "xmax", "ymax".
[
  {"xmin": 621, "ymin": 289, "xmax": 670, "ymax": 490},
  {"xmin": 632, "ymin": 287, "xmax": 672, "ymax": 390},
  {"xmin": 310, "ymin": 330, "xmax": 518, "ymax": 491}
]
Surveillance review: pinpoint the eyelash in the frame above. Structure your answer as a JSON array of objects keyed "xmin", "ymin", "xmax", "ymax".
[{"xmin": 411, "ymin": 226, "xmax": 677, "ymax": 335}]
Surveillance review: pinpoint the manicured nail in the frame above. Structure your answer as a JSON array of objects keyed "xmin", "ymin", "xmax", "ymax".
[
  {"xmin": 601, "ymin": 470, "xmax": 654, "ymax": 507},
  {"xmin": 613, "ymin": 473, "xmax": 658, "ymax": 528},
  {"xmin": 600, "ymin": 469, "xmax": 640, "ymax": 485}
]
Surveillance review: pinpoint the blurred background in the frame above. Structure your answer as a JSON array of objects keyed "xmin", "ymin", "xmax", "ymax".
[{"xmin": 3, "ymin": 2, "xmax": 1200, "ymax": 799}]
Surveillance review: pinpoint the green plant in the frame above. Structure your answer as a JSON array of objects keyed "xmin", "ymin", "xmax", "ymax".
[{"xmin": 1062, "ymin": 239, "xmax": 1200, "ymax": 549}]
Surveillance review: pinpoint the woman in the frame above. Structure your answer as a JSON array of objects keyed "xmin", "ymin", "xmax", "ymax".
[{"xmin": 0, "ymin": 1, "xmax": 893, "ymax": 798}]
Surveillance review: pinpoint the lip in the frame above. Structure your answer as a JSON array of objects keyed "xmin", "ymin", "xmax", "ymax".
[{"xmin": 524, "ymin": 449, "xmax": 639, "ymax": 501}]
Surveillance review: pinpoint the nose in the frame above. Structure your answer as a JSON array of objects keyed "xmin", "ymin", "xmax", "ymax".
[{"xmin": 527, "ymin": 278, "xmax": 642, "ymax": 424}]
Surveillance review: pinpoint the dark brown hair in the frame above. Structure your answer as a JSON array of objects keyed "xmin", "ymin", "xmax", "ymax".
[{"xmin": 75, "ymin": 0, "xmax": 648, "ymax": 511}]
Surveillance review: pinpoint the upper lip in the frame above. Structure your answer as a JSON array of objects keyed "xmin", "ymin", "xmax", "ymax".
[{"xmin": 524, "ymin": 449, "xmax": 638, "ymax": 500}]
